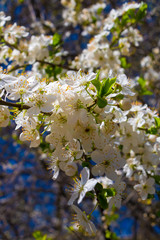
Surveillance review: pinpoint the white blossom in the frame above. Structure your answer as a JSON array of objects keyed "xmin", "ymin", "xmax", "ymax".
[
  {"xmin": 72, "ymin": 205, "xmax": 97, "ymax": 235},
  {"xmin": 134, "ymin": 177, "xmax": 155, "ymax": 200},
  {"xmin": 68, "ymin": 167, "xmax": 97, "ymax": 205}
]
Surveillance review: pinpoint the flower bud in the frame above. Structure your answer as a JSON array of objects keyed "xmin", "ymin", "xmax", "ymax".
[
  {"xmin": 148, "ymin": 134, "xmax": 157, "ymax": 143},
  {"xmin": 120, "ymin": 98, "xmax": 132, "ymax": 111}
]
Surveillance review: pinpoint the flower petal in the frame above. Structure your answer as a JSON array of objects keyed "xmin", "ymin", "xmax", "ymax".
[{"xmin": 80, "ymin": 167, "xmax": 90, "ymax": 185}]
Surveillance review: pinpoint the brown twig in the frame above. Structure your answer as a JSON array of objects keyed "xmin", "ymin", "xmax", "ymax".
[
  {"xmin": 0, "ymin": 99, "xmax": 30, "ymax": 110},
  {"xmin": 37, "ymin": 59, "xmax": 77, "ymax": 71},
  {"xmin": 0, "ymin": 99, "xmax": 52, "ymax": 115},
  {"xmin": 8, "ymin": 65, "xmax": 29, "ymax": 73}
]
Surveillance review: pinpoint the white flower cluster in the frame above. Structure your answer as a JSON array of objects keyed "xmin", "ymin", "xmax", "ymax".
[
  {"xmin": 141, "ymin": 43, "xmax": 160, "ymax": 85},
  {"xmin": 0, "ymin": 69, "xmax": 160, "ymax": 235},
  {"xmin": 61, "ymin": 0, "xmax": 106, "ymax": 35},
  {"xmin": 72, "ymin": 3, "xmax": 143, "ymax": 78},
  {"xmin": 103, "ymin": 2, "xmax": 141, "ymax": 31},
  {"xmin": 0, "ymin": 13, "xmax": 54, "ymax": 72},
  {"xmin": 0, "ymin": 3, "xmax": 159, "ymax": 235}
]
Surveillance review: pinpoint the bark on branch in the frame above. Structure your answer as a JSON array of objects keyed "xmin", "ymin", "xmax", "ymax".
[{"xmin": 0, "ymin": 99, "xmax": 30, "ymax": 110}]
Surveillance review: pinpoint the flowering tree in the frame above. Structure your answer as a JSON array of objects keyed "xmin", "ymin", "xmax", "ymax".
[{"xmin": 0, "ymin": 0, "xmax": 160, "ymax": 239}]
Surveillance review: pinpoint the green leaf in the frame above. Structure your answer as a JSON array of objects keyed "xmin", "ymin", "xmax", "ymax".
[
  {"xmin": 40, "ymin": 142, "xmax": 52, "ymax": 153},
  {"xmin": 95, "ymin": 183, "xmax": 103, "ymax": 192},
  {"xmin": 45, "ymin": 65, "xmax": 62, "ymax": 79},
  {"xmin": 38, "ymin": 113, "xmax": 44, "ymax": 122},
  {"xmin": 136, "ymin": 2, "xmax": 148, "ymax": 21},
  {"xmin": 138, "ymin": 77, "xmax": 146, "ymax": 88},
  {"xmin": 52, "ymin": 33, "xmax": 61, "ymax": 46},
  {"xmin": 97, "ymin": 8, "xmax": 103, "ymax": 15},
  {"xmin": 121, "ymin": 12, "xmax": 132, "ymax": 26},
  {"xmin": 82, "ymin": 161, "xmax": 90, "ymax": 168},
  {"xmin": 92, "ymin": 16, "xmax": 97, "ymax": 24},
  {"xmin": 97, "ymin": 191, "xmax": 108, "ymax": 209},
  {"xmin": 33, "ymin": 231, "xmax": 43, "ymax": 240},
  {"xmin": 91, "ymin": 71, "xmax": 101, "ymax": 92},
  {"xmin": 45, "ymin": 66, "xmax": 53, "ymax": 78},
  {"xmin": 105, "ymin": 230, "xmax": 119, "ymax": 240},
  {"xmin": 33, "ymin": 231, "xmax": 52, "ymax": 240},
  {"xmin": 127, "ymin": 9, "xmax": 136, "ymax": 18},
  {"xmin": 111, "ymin": 3, "xmax": 147, "ymax": 41},
  {"xmin": 100, "ymin": 77, "xmax": 116, "ymax": 97},
  {"xmin": 153, "ymin": 175, "xmax": 160, "ymax": 185},
  {"xmin": 53, "ymin": 66, "xmax": 62, "ymax": 79},
  {"xmin": 107, "ymin": 213, "xmax": 119, "ymax": 222},
  {"xmin": 140, "ymin": 89, "xmax": 153, "ymax": 96},
  {"xmin": 105, "ymin": 230, "xmax": 111, "ymax": 238},
  {"xmin": 105, "ymin": 188, "xmax": 116, "ymax": 197},
  {"xmin": 119, "ymin": 144, "xmax": 123, "ymax": 150},
  {"xmin": 42, "ymin": 236, "xmax": 47, "ymax": 240},
  {"xmin": 86, "ymin": 191, "xmax": 95, "ymax": 199},
  {"xmin": 97, "ymin": 96, "xmax": 107, "ymax": 108},
  {"xmin": 140, "ymin": 2, "xmax": 148, "ymax": 12},
  {"xmin": 146, "ymin": 126, "xmax": 157, "ymax": 135},
  {"xmin": 95, "ymin": 184, "xmax": 115, "ymax": 210},
  {"xmin": 120, "ymin": 57, "xmax": 131, "ymax": 69},
  {"xmin": 138, "ymin": 77, "xmax": 153, "ymax": 96},
  {"xmin": 154, "ymin": 117, "xmax": 160, "ymax": 128}
]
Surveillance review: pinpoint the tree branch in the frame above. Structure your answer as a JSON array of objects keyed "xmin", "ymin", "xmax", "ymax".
[
  {"xmin": 27, "ymin": 0, "xmax": 37, "ymax": 22},
  {"xmin": 0, "ymin": 99, "xmax": 52, "ymax": 115},
  {"xmin": 1, "ymin": 39, "xmax": 20, "ymax": 51},
  {"xmin": 0, "ymin": 99, "xmax": 30, "ymax": 110},
  {"xmin": 8, "ymin": 64, "xmax": 29, "ymax": 73},
  {"xmin": 37, "ymin": 60, "xmax": 77, "ymax": 71},
  {"xmin": 1, "ymin": 38, "xmax": 78, "ymax": 72}
]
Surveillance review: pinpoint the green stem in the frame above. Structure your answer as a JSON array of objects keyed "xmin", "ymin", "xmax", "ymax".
[{"xmin": 88, "ymin": 202, "xmax": 98, "ymax": 217}]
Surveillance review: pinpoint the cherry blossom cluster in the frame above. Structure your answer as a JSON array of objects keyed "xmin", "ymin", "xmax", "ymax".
[
  {"xmin": 72, "ymin": 2, "xmax": 144, "ymax": 77},
  {"xmin": 0, "ymin": 68, "xmax": 160, "ymax": 235},
  {"xmin": 0, "ymin": 3, "xmax": 159, "ymax": 236},
  {"xmin": 61, "ymin": 0, "xmax": 107, "ymax": 35},
  {"xmin": 141, "ymin": 41, "xmax": 160, "ymax": 86},
  {"xmin": 0, "ymin": 12, "xmax": 67, "ymax": 77}
]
